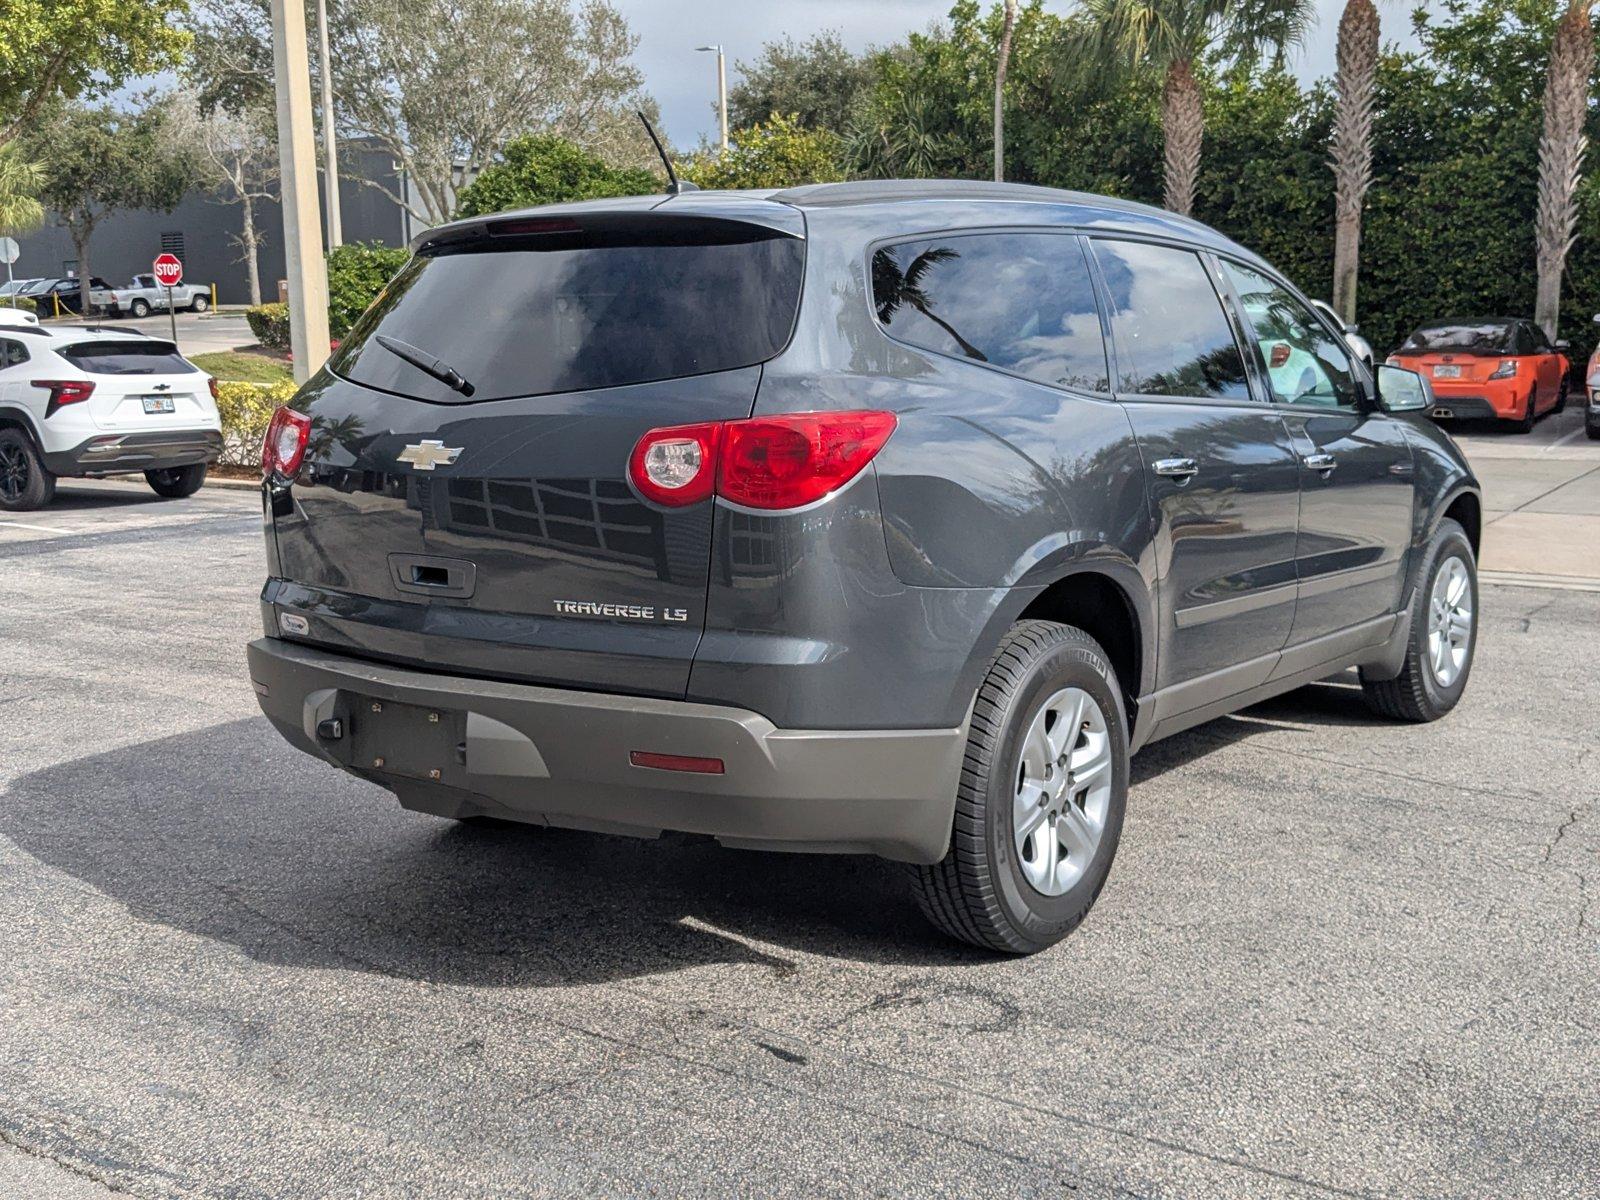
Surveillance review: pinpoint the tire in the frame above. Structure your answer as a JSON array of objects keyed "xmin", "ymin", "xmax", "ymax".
[
  {"xmin": 144, "ymin": 463, "xmax": 207, "ymax": 498},
  {"xmin": 910, "ymin": 620, "xmax": 1129, "ymax": 954},
  {"xmin": 189, "ymin": 294, "xmax": 209, "ymax": 313},
  {"xmin": 128, "ymin": 298, "xmax": 150, "ymax": 318},
  {"xmin": 1360, "ymin": 518, "xmax": 1477, "ymax": 722},
  {"xmin": 0, "ymin": 427, "xmax": 56, "ymax": 511},
  {"xmin": 1508, "ymin": 387, "xmax": 1535, "ymax": 434},
  {"xmin": 1553, "ymin": 378, "xmax": 1568, "ymax": 414},
  {"xmin": 1587, "ymin": 419, "xmax": 1600, "ymax": 441}
]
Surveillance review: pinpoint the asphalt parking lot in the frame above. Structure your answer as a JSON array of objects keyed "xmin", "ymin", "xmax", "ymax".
[{"xmin": 1, "ymin": 424, "xmax": 1596, "ymax": 1197}]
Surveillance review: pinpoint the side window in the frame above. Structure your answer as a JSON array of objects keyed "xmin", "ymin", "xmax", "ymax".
[
  {"xmin": 1090, "ymin": 239, "xmax": 1251, "ymax": 401},
  {"xmin": 1219, "ymin": 259, "xmax": 1359, "ymax": 409},
  {"xmin": 0, "ymin": 339, "xmax": 27, "ymax": 369},
  {"xmin": 1524, "ymin": 323, "xmax": 1550, "ymax": 354},
  {"xmin": 871, "ymin": 233, "xmax": 1109, "ymax": 393}
]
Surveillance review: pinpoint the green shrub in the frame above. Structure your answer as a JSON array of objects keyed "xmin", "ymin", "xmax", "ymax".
[
  {"xmin": 214, "ymin": 379, "xmax": 297, "ymax": 467},
  {"xmin": 3, "ymin": 296, "xmax": 36, "ymax": 315},
  {"xmin": 245, "ymin": 302, "xmax": 290, "ymax": 350},
  {"xmin": 681, "ymin": 114, "xmax": 846, "ymax": 189},
  {"xmin": 453, "ymin": 134, "xmax": 660, "ymax": 218},
  {"xmin": 326, "ymin": 241, "xmax": 409, "ymax": 339}
]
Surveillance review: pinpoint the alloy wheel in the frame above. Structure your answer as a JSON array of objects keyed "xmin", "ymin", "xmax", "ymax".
[
  {"xmin": 0, "ymin": 442, "xmax": 29, "ymax": 503},
  {"xmin": 1013, "ymin": 686, "xmax": 1113, "ymax": 897},
  {"xmin": 1426, "ymin": 556, "xmax": 1473, "ymax": 687}
]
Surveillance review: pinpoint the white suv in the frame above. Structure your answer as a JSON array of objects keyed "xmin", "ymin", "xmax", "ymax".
[{"xmin": 0, "ymin": 318, "xmax": 222, "ymax": 510}]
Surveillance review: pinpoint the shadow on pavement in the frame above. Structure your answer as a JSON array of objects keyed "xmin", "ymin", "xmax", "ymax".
[
  {"xmin": 3, "ymin": 681, "xmax": 1384, "ymax": 986},
  {"xmin": 45, "ymin": 485, "xmax": 169, "ymax": 512}
]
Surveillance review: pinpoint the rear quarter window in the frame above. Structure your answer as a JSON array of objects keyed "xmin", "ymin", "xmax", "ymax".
[{"xmin": 58, "ymin": 340, "xmax": 196, "ymax": 375}]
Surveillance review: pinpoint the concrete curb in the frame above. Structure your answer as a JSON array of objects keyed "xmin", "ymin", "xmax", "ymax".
[{"xmin": 205, "ymin": 475, "xmax": 262, "ymax": 491}]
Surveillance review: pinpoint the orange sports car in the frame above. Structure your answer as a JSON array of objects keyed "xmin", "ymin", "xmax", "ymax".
[{"xmin": 1389, "ymin": 318, "xmax": 1570, "ymax": 433}]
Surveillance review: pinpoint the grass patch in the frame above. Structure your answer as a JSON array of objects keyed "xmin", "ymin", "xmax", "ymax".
[{"xmin": 189, "ymin": 349, "xmax": 293, "ymax": 385}]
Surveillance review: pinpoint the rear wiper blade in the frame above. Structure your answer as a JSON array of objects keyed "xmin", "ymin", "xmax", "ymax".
[{"xmin": 374, "ymin": 334, "xmax": 475, "ymax": 397}]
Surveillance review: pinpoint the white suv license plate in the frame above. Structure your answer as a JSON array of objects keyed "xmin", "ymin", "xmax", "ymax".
[{"xmin": 140, "ymin": 396, "xmax": 176, "ymax": 414}]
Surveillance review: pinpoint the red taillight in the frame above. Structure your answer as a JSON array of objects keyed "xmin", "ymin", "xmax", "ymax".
[
  {"xmin": 33, "ymin": 379, "xmax": 95, "ymax": 418},
  {"xmin": 207, "ymin": 376, "xmax": 219, "ymax": 401},
  {"xmin": 262, "ymin": 406, "xmax": 312, "ymax": 480},
  {"xmin": 628, "ymin": 421, "xmax": 722, "ymax": 505},
  {"xmin": 627, "ymin": 410, "xmax": 897, "ymax": 511},
  {"xmin": 629, "ymin": 750, "xmax": 725, "ymax": 774}
]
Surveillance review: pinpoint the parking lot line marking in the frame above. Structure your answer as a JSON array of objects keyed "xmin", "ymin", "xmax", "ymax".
[
  {"xmin": 0, "ymin": 520, "xmax": 74, "ymax": 534},
  {"xmin": 1544, "ymin": 426, "xmax": 1585, "ymax": 450}
]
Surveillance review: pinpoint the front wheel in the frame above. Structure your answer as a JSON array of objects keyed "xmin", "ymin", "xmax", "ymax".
[
  {"xmin": 910, "ymin": 620, "xmax": 1129, "ymax": 954},
  {"xmin": 1360, "ymin": 518, "xmax": 1477, "ymax": 722},
  {"xmin": 145, "ymin": 463, "xmax": 207, "ymax": 498}
]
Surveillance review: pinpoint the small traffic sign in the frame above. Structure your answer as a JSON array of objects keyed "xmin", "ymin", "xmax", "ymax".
[
  {"xmin": 0, "ymin": 237, "xmax": 18, "ymax": 266},
  {"xmin": 152, "ymin": 252, "xmax": 184, "ymax": 287}
]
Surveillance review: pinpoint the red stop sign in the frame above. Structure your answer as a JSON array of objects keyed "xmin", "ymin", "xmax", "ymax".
[{"xmin": 152, "ymin": 252, "xmax": 184, "ymax": 287}]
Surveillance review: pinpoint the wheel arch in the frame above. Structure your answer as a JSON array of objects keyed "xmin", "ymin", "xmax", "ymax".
[
  {"xmin": 0, "ymin": 405, "xmax": 44, "ymax": 449},
  {"xmin": 1440, "ymin": 488, "xmax": 1481, "ymax": 557}
]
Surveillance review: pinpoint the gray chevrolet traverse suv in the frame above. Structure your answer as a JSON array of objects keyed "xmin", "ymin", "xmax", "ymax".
[{"xmin": 248, "ymin": 181, "xmax": 1481, "ymax": 953}]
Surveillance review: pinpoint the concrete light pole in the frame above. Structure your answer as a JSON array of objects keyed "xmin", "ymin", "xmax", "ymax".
[
  {"xmin": 315, "ymin": 0, "xmax": 342, "ymax": 249},
  {"xmin": 697, "ymin": 44, "xmax": 728, "ymax": 152},
  {"xmin": 271, "ymin": 0, "xmax": 332, "ymax": 383}
]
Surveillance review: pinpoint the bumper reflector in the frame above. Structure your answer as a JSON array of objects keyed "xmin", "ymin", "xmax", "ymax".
[{"xmin": 629, "ymin": 751, "xmax": 725, "ymax": 775}]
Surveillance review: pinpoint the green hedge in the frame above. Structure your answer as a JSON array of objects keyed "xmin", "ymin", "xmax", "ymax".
[
  {"xmin": 3, "ymin": 296, "xmax": 36, "ymax": 315},
  {"xmin": 245, "ymin": 302, "xmax": 290, "ymax": 350},
  {"xmin": 327, "ymin": 242, "xmax": 409, "ymax": 339},
  {"xmin": 215, "ymin": 379, "xmax": 297, "ymax": 466}
]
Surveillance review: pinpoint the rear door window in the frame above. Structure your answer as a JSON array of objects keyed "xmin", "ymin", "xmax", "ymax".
[
  {"xmin": 1090, "ymin": 239, "xmax": 1250, "ymax": 401},
  {"xmin": 0, "ymin": 339, "xmax": 27, "ymax": 369},
  {"xmin": 330, "ymin": 216, "xmax": 805, "ymax": 403},
  {"xmin": 57, "ymin": 340, "xmax": 196, "ymax": 375},
  {"xmin": 871, "ymin": 232, "xmax": 1110, "ymax": 393}
]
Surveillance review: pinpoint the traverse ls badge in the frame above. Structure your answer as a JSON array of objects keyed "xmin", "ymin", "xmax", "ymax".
[{"xmin": 397, "ymin": 440, "xmax": 463, "ymax": 471}]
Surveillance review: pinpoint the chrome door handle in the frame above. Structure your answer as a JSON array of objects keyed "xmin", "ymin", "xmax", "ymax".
[
  {"xmin": 1303, "ymin": 452, "xmax": 1337, "ymax": 472},
  {"xmin": 1153, "ymin": 457, "xmax": 1199, "ymax": 480}
]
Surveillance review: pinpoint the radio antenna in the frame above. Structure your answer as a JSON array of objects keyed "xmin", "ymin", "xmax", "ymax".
[{"xmin": 637, "ymin": 111, "xmax": 699, "ymax": 195}]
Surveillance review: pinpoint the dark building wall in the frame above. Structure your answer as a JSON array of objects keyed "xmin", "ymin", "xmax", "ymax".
[{"xmin": 8, "ymin": 141, "xmax": 408, "ymax": 307}]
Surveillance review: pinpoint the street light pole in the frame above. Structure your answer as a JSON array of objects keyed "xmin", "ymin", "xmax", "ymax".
[
  {"xmin": 315, "ymin": 0, "xmax": 342, "ymax": 249},
  {"xmin": 696, "ymin": 44, "xmax": 728, "ymax": 152},
  {"xmin": 270, "ymin": 0, "xmax": 332, "ymax": 383}
]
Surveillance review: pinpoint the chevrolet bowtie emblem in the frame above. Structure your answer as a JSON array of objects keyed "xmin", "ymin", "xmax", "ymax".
[{"xmin": 396, "ymin": 440, "xmax": 462, "ymax": 471}]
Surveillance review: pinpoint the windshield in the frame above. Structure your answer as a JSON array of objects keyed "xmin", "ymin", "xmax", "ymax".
[
  {"xmin": 59, "ymin": 339, "xmax": 196, "ymax": 375},
  {"xmin": 329, "ymin": 217, "xmax": 805, "ymax": 403},
  {"xmin": 1399, "ymin": 322, "xmax": 1515, "ymax": 355}
]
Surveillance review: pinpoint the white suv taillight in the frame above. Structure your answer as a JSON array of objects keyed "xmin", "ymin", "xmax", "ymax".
[
  {"xmin": 33, "ymin": 379, "xmax": 95, "ymax": 418},
  {"xmin": 262, "ymin": 406, "xmax": 312, "ymax": 480}
]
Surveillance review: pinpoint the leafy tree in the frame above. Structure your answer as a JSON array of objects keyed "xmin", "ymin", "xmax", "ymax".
[
  {"xmin": 160, "ymin": 87, "xmax": 278, "ymax": 305},
  {"xmin": 727, "ymin": 32, "xmax": 879, "ymax": 131},
  {"xmin": 1533, "ymin": 0, "xmax": 1594, "ymax": 338},
  {"xmin": 453, "ymin": 135, "xmax": 658, "ymax": 217},
  {"xmin": 0, "ymin": 0, "xmax": 190, "ymax": 149},
  {"xmin": 325, "ymin": 242, "xmax": 410, "ymax": 339},
  {"xmin": 1061, "ymin": 0, "xmax": 1316, "ymax": 214},
  {"xmin": 682, "ymin": 115, "xmax": 846, "ymax": 189},
  {"xmin": 28, "ymin": 101, "xmax": 196, "ymax": 314},
  {"xmin": 188, "ymin": 0, "xmax": 655, "ymax": 227},
  {"xmin": 1330, "ymin": 0, "xmax": 1380, "ymax": 322}
]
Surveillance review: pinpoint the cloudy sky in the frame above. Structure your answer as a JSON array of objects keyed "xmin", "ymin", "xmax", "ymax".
[{"xmin": 616, "ymin": 0, "xmax": 1425, "ymax": 149}]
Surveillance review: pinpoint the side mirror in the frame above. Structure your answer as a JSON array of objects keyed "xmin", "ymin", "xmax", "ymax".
[
  {"xmin": 1344, "ymin": 321, "xmax": 1361, "ymax": 335},
  {"xmin": 1591, "ymin": 313, "xmax": 1600, "ymax": 325},
  {"xmin": 1375, "ymin": 363, "xmax": 1433, "ymax": 413},
  {"xmin": 1555, "ymin": 339, "xmax": 1570, "ymax": 351}
]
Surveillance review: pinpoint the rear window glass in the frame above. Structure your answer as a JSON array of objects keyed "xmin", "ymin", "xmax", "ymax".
[
  {"xmin": 330, "ymin": 217, "xmax": 805, "ymax": 403},
  {"xmin": 1399, "ymin": 322, "xmax": 1515, "ymax": 355},
  {"xmin": 57, "ymin": 340, "xmax": 195, "ymax": 375}
]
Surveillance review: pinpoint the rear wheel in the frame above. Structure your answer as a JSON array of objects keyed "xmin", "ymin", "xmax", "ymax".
[
  {"xmin": 1509, "ymin": 387, "xmax": 1535, "ymax": 434},
  {"xmin": 910, "ymin": 620, "xmax": 1129, "ymax": 954},
  {"xmin": 128, "ymin": 298, "xmax": 150, "ymax": 318},
  {"xmin": 145, "ymin": 463, "xmax": 207, "ymax": 498},
  {"xmin": 189, "ymin": 294, "xmax": 209, "ymax": 313},
  {"xmin": 1553, "ymin": 377, "xmax": 1568, "ymax": 413},
  {"xmin": 1360, "ymin": 518, "xmax": 1477, "ymax": 722},
  {"xmin": 0, "ymin": 428, "xmax": 56, "ymax": 511}
]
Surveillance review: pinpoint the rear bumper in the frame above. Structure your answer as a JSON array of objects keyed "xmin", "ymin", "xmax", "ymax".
[
  {"xmin": 1422, "ymin": 393, "xmax": 1506, "ymax": 421},
  {"xmin": 246, "ymin": 637, "xmax": 964, "ymax": 863},
  {"xmin": 43, "ymin": 429, "xmax": 223, "ymax": 476}
]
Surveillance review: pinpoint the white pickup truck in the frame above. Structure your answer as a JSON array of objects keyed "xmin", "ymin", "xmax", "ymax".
[{"xmin": 92, "ymin": 274, "xmax": 212, "ymax": 318}]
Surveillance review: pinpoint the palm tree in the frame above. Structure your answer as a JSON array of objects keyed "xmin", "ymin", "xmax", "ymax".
[
  {"xmin": 1063, "ymin": 0, "xmax": 1315, "ymax": 216},
  {"xmin": 1329, "ymin": 0, "xmax": 1379, "ymax": 324},
  {"xmin": 994, "ymin": 0, "xmax": 1020, "ymax": 182},
  {"xmin": 1533, "ymin": 0, "xmax": 1594, "ymax": 341},
  {"xmin": 871, "ymin": 246, "xmax": 989, "ymax": 361},
  {"xmin": 0, "ymin": 144, "xmax": 44, "ymax": 236}
]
